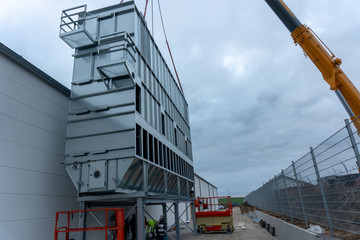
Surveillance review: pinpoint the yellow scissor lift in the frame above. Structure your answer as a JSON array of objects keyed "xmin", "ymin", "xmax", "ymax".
[{"xmin": 195, "ymin": 196, "xmax": 234, "ymax": 234}]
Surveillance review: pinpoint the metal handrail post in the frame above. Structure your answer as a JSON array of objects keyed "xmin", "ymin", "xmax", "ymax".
[
  {"xmin": 345, "ymin": 119, "xmax": 360, "ymax": 172},
  {"xmin": 292, "ymin": 161, "xmax": 308, "ymax": 228},
  {"xmin": 310, "ymin": 147, "xmax": 334, "ymax": 236}
]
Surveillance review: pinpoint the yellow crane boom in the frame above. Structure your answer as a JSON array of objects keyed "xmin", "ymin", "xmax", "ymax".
[{"xmin": 265, "ymin": 0, "xmax": 360, "ymax": 132}]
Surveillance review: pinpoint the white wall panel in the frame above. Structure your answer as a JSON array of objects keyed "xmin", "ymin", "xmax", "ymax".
[
  {"xmin": 194, "ymin": 174, "xmax": 218, "ymax": 198},
  {"xmin": 0, "ymin": 140, "xmax": 64, "ymax": 174},
  {"xmin": 0, "ymin": 49, "xmax": 77, "ymax": 240}
]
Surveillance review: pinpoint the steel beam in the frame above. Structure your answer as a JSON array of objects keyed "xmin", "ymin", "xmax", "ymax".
[
  {"xmin": 137, "ymin": 198, "xmax": 145, "ymax": 240},
  {"xmin": 78, "ymin": 201, "xmax": 87, "ymax": 240},
  {"xmin": 174, "ymin": 201, "xmax": 180, "ymax": 240}
]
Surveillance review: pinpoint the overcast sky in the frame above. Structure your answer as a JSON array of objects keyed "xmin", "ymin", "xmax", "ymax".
[{"xmin": 2, "ymin": 0, "xmax": 360, "ymax": 196}]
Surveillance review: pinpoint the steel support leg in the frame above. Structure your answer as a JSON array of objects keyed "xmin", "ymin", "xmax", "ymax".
[
  {"xmin": 191, "ymin": 201, "xmax": 197, "ymax": 236},
  {"xmin": 137, "ymin": 198, "xmax": 145, "ymax": 240},
  {"xmin": 162, "ymin": 203, "xmax": 168, "ymax": 235},
  {"xmin": 185, "ymin": 203, "xmax": 189, "ymax": 221},
  {"xmin": 174, "ymin": 201, "xmax": 180, "ymax": 240},
  {"xmin": 78, "ymin": 201, "xmax": 87, "ymax": 240}
]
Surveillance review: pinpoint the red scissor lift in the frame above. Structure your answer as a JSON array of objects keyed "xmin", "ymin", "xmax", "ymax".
[
  {"xmin": 54, "ymin": 208, "xmax": 124, "ymax": 240},
  {"xmin": 195, "ymin": 196, "xmax": 234, "ymax": 234}
]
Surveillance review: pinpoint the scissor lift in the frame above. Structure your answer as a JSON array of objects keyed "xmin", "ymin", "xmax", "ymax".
[{"xmin": 195, "ymin": 196, "xmax": 234, "ymax": 234}]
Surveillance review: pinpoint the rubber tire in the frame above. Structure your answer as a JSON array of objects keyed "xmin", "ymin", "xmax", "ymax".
[
  {"xmin": 226, "ymin": 227, "xmax": 232, "ymax": 234},
  {"xmin": 197, "ymin": 226, "xmax": 203, "ymax": 234}
]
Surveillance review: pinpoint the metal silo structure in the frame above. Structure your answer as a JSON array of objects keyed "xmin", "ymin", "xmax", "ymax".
[{"xmin": 59, "ymin": 2, "xmax": 195, "ymax": 239}]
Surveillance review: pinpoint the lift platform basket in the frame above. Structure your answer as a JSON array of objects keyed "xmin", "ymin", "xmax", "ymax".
[
  {"xmin": 195, "ymin": 196, "xmax": 234, "ymax": 234},
  {"xmin": 54, "ymin": 208, "xmax": 125, "ymax": 240}
]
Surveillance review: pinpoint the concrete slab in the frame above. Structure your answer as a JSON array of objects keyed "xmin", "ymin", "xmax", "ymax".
[
  {"xmin": 169, "ymin": 207, "xmax": 278, "ymax": 240},
  {"xmin": 256, "ymin": 210, "xmax": 319, "ymax": 240}
]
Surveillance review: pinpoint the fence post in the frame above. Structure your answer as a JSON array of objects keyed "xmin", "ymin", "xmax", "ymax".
[
  {"xmin": 270, "ymin": 179, "xmax": 276, "ymax": 214},
  {"xmin": 274, "ymin": 175, "xmax": 284, "ymax": 218},
  {"xmin": 282, "ymin": 169, "xmax": 293, "ymax": 223},
  {"xmin": 310, "ymin": 147, "xmax": 335, "ymax": 236},
  {"xmin": 292, "ymin": 161, "xmax": 308, "ymax": 228},
  {"xmin": 345, "ymin": 119, "xmax": 360, "ymax": 172}
]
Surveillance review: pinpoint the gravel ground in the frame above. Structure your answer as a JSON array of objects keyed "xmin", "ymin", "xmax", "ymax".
[{"xmin": 169, "ymin": 207, "xmax": 278, "ymax": 240}]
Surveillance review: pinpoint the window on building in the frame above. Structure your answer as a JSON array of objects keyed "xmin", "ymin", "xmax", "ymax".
[
  {"xmin": 154, "ymin": 138, "xmax": 158, "ymax": 165},
  {"xmin": 136, "ymin": 84, "xmax": 141, "ymax": 113},
  {"xmin": 159, "ymin": 142, "xmax": 163, "ymax": 166},
  {"xmin": 149, "ymin": 134, "xmax": 154, "ymax": 162},
  {"xmin": 167, "ymin": 148, "xmax": 170, "ymax": 170},
  {"xmin": 136, "ymin": 124, "xmax": 142, "ymax": 156},
  {"xmin": 142, "ymin": 129, "xmax": 148, "ymax": 160},
  {"xmin": 161, "ymin": 113, "xmax": 165, "ymax": 135},
  {"xmin": 164, "ymin": 145, "xmax": 167, "ymax": 169},
  {"xmin": 174, "ymin": 128, "xmax": 177, "ymax": 146}
]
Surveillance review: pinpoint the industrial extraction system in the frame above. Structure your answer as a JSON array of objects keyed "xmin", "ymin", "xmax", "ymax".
[
  {"xmin": 60, "ymin": 1, "xmax": 194, "ymax": 199},
  {"xmin": 59, "ymin": 1, "xmax": 195, "ymax": 239}
]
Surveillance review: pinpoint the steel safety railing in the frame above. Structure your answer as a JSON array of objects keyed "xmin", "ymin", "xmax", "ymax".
[
  {"xmin": 245, "ymin": 118, "xmax": 360, "ymax": 237},
  {"xmin": 54, "ymin": 208, "xmax": 124, "ymax": 240}
]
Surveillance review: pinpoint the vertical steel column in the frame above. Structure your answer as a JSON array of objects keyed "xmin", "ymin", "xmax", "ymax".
[
  {"xmin": 292, "ymin": 161, "xmax": 308, "ymax": 228},
  {"xmin": 177, "ymin": 176, "xmax": 181, "ymax": 196},
  {"xmin": 191, "ymin": 201, "xmax": 197, "ymax": 235},
  {"xmin": 164, "ymin": 170, "xmax": 168, "ymax": 196},
  {"xmin": 162, "ymin": 203, "xmax": 167, "ymax": 231},
  {"xmin": 137, "ymin": 198, "xmax": 145, "ymax": 240},
  {"xmin": 143, "ymin": 162, "xmax": 148, "ymax": 194},
  {"xmin": 274, "ymin": 175, "xmax": 284, "ymax": 218},
  {"xmin": 310, "ymin": 147, "xmax": 334, "ymax": 236},
  {"xmin": 345, "ymin": 119, "xmax": 360, "ymax": 171},
  {"xmin": 282, "ymin": 170, "xmax": 293, "ymax": 222},
  {"xmin": 185, "ymin": 203, "xmax": 189, "ymax": 221},
  {"xmin": 78, "ymin": 201, "xmax": 87, "ymax": 240},
  {"xmin": 174, "ymin": 201, "xmax": 180, "ymax": 240}
]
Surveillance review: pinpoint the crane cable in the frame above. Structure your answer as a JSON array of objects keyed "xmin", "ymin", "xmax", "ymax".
[
  {"xmin": 157, "ymin": 0, "xmax": 184, "ymax": 95},
  {"xmin": 122, "ymin": 0, "xmax": 184, "ymax": 94},
  {"xmin": 144, "ymin": 0, "xmax": 149, "ymax": 18}
]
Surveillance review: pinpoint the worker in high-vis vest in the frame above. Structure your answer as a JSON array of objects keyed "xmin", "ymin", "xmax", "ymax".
[{"xmin": 146, "ymin": 219, "xmax": 158, "ymax": 234}]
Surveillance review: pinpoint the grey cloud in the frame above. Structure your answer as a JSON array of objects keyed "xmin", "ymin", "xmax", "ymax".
[{"xmin": 3, "ymin": 0, "xmax": 360, "ymax": 196}]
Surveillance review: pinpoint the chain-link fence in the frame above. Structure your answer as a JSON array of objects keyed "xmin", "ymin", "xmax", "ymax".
[{"xmin": 245, "ymin": 119, "xmax": 360, "ymax": 236}]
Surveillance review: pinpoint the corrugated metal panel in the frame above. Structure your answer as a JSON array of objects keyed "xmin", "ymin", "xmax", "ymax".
[{"xmin": 0, "ymin": 47, "xmax": 77, "ymax": 239}]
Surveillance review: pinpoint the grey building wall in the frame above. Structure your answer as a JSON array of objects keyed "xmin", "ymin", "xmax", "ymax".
[
  {"xmin": 194, "ymin": 174, "xmax": 218, "ymax": 198},
  {"xmin": 0, "ymin": 43, "xmax": 78, "ymax": 239}
]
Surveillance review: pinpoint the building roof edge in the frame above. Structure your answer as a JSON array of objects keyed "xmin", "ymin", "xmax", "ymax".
[{"xmin": 0, "ymin": 42, "xmax": 70, "ymax": 96}]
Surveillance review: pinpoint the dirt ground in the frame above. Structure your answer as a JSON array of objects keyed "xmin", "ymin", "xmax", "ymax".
[{"xmin": 169, "ymin": 207, "xmax": 278, "ymax": 240}]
